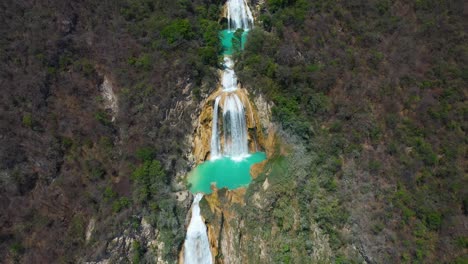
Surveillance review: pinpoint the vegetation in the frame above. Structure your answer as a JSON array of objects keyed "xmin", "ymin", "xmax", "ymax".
[
  {"xmin": 0, "ymin": 0, "xmax": 465, "ymax": 262},
  {"xmin": 234, "ymin": 0, "xmax": 467, "ymax": 262},
  {"xmin": 0, "ymin": 0, "xmax": 223, "ymax": 261}
]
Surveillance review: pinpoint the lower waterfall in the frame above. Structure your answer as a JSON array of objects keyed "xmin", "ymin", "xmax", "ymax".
[{"xmin": 183, "ymin": 194, "xmax": 213, "ymax": 264}]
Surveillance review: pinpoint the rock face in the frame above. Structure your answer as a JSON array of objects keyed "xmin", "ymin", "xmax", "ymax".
[
  {"xmin": 204, "ymin": 188, "xmax": 248, "ymax": 264},
  {"xmin": 83, "ymin": 217, "xmax": 169, "ymax": 264},
  {"xmin": 99, "ymin": 75, "xmax": 118, "ymax": 121}
]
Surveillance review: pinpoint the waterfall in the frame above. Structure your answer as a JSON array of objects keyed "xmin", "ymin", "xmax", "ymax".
[
  {"xmin": 223, "ymin": 94, "xmax": 249, "ymax": 158},
  {"xmin": 210, "ymin": 96, "xmax": 221, "ymax": 160},
  {"xmin": 213, "ymin": 0, "xmax": 254, "ymax": 158},
  {"xmin": 184, "ymin": 194, "xmax": 213, "ymax": 264},
  {"xmin": 184, "ymin": 0, "xmax": 254, "ymax": 263},
  {"xmin": 221, "ymin": 57, "xmax": 238, "ymax": 92},
  {"xmin": 227, "ymin": 0, "xmax": 254, "ymax": 30}
]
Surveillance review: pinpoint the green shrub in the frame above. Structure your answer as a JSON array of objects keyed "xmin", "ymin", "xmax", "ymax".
[
  {"xmin": 455, "ymin": 236, "xmax": 468, "ymax": 249},
  {"xmin": 198, "ymin": 46, "xmax": 218, "ymax": 65},
  {"xmin": 161, "ymin": 19, "xmax": 194, "ymax": 44},
  {"xmin": 424, "ymin": 210, "xmax": 442, "ymax": 230},
  {"xmin": 372, "ymin": 222, "xmax": 385, "ymax": 234},
  {"xmin": 324, "ymin": 177, "xmax": 338, "ymax": 192},
  {"xmin": 22, "ymin": 113, "xmax": 32, "ymax": 128},
  {"xmin": 132, "ymin": 240, "xmax": 144, "ymax": 264},
  {"xmin": 68, "ymin": 214, "xmax": 86, "ymax": 244},
  {"xmin": 112, "ymin": 197, "xmax": 130, "ymax": 213},
  {"xmin": 60, "ymin": 137, "xmax": 73, "ymax": 150},
  {"xmin": 10, "ymin": 242, "xmax": 24, "ymax": 261},
  {"xmin": 413, "ymin": 137, "xmax": 437, "ymax": 165},
  {"xmin": 103, "ymin": 186, "xmax": 117, "ymax": 202},
  {"xmin": 94, "ymin": 111, "xmax": 111, "ymax": 126},
  {"xmin": 128, "ymin": 54, "xmax": 152, "ymax": 71},
  {"xmin": 132, "ymin": 160, "xmax": 166, "ymax": 204},
  {"xmin": 85, "ymin": 160, "xmax": 105, "ymax": 180},
  {"xmin": 369, "ymin": 159, "xmax": 382, "ymax": 173},
  {"xmin": 136, "ymin": 147, "xmax": 156, "ymax": 161},
  {"xmin": 120, "ymin": 0, "xmax": 153, "ymax": 22}
]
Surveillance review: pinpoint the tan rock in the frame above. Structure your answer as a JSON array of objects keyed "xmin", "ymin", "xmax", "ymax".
[{"xmin": 250, "ymin": 160, "xmax": 267, "ymax": 179}]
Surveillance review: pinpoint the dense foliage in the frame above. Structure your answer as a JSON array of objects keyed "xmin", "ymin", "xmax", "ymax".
[
  {"xmin": 0, "ymin": 0, "xmax": 224, "ymax": 262},
  {"xmin": 235, "ymin": 0, "xmax": 467, "ymax": 262},
  {"xmin": 0, "ymin": 0, "xmax": 466, "ymax": 263}
]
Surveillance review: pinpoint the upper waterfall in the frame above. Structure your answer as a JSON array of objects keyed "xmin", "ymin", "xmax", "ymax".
[
  {"xmin": 227, "ymin": 0, "xmax": 254, "ymax": 31},
  {"xmin": 210, "ymin": 0, "xmax": 254, "ymax": 159}
]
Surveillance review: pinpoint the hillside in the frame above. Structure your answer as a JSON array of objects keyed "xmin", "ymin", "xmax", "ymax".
[{"xmin": 0, "ymin": 0, "xmax": 466, "ymax": 263}]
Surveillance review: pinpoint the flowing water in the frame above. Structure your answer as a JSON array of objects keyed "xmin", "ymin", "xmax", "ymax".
[
  {"xmin": 183, "ymin": 194, "xmax": 213, "ymax": 264},
  {"xmin": 227, "ymin": 0, "xmax": 254, "ymax": 30},
  {"xmin": 222, "ymin": 93, "xmax": 249, "ymax": 158},
  {"xmin": 210, "ymin": 96, "xmax": 221, "ymax": 159},
  {"xmin": 184, "ymin": 0, "xmax": 260, "ymax": 262}
]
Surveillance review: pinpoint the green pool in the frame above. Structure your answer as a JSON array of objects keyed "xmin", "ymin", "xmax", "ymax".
[
  {"xmin": 220, "ymin": 29, "xmax": 249, "ymax": 55},
  {"xmin": 188, "ymin": 152, "xmax": 266, "ymax": 194}
]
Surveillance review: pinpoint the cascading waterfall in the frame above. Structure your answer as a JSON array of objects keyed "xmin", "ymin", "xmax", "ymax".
[
  {"xmin": 184, "ymin": 194, "xmax": 213, "ymax": 264},
  {"xmin": 184, "ymin": 0, "xmax": 255, "ymax": 262},
  {"xmin": 211, "ymin": 5, "xmax": 253, "ymax": 158}
]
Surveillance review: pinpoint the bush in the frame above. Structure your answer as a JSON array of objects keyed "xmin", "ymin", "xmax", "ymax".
[
  {"xmin": 136, "ymin": 147, "xmax": 156, "ymax": 161},
  {"xmin": 10, "ymin": 242, "xmax": 24, "ymax": 262},
  {"xmin": 424, "ymin": 210, "xmax": 442, "ymax": 230},
  {"xmin": 413, "ymin": 137, "xmax": 437, "ymax": 166},
  {"xmin": 131, "ymin": 160, "xmax": 166, "ymax": 204},
  {"xmin": 132, "ymin": 240, "xmax": 144, "ymax": 264},
  {"xmin": 128, "ymin": 54, "xmax": 152, "ymax": 71},
  {"xmin": 112, "ymin": 197, "xmax": 130, "ymax": 213},
  {"xmin": 161, "ymin": 19, "xmax": 194, "ymax": 44},
  {"xmin": 22, "ymin": 113, "xmax": 32, "ymax": 128},
  {"xmin": 455, "ymin": 236, "xmax": 468, "ymax": 249},
  {"xmin": 85, "ymin": 160, "xmax": 105, "ymax": 181},
  {"xmin": 94, "ymin": 111, "xmax": 112, "ymax": 126}
]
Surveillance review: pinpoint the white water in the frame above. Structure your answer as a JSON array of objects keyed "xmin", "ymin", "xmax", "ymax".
[
  {"xmin": 221, "ymin": 57, "xmax": 238, "ymax": 92},
  {"xmin": 210, "ymin": 96, "xmax": 221, "ymax": 159},
  {"xmin": 184, "ymin": 194, "xmax": 213, "ymax": 264},
  {"xmin": 223, "ymin": 94, "xmax": 249, "ymax": 158},
  {"xmin": 211, "ymin": 0, "xmax": 254, "ymax": 159},
  {"xmin": 227, "ymin": 0, "xmax": 254, "ymax": 30}
]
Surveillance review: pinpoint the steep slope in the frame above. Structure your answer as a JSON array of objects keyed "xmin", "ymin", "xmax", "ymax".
[
  {"xmin": 0, "ymin": 0, "xmax": 223, "ymax": 262},
  {"xmin": 0, "ymin": 0, "xmax": 466, "ymax": 263},
  {"xmin": 235, "ymin": 0, "xmax": 467, "ymax": 263}
]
